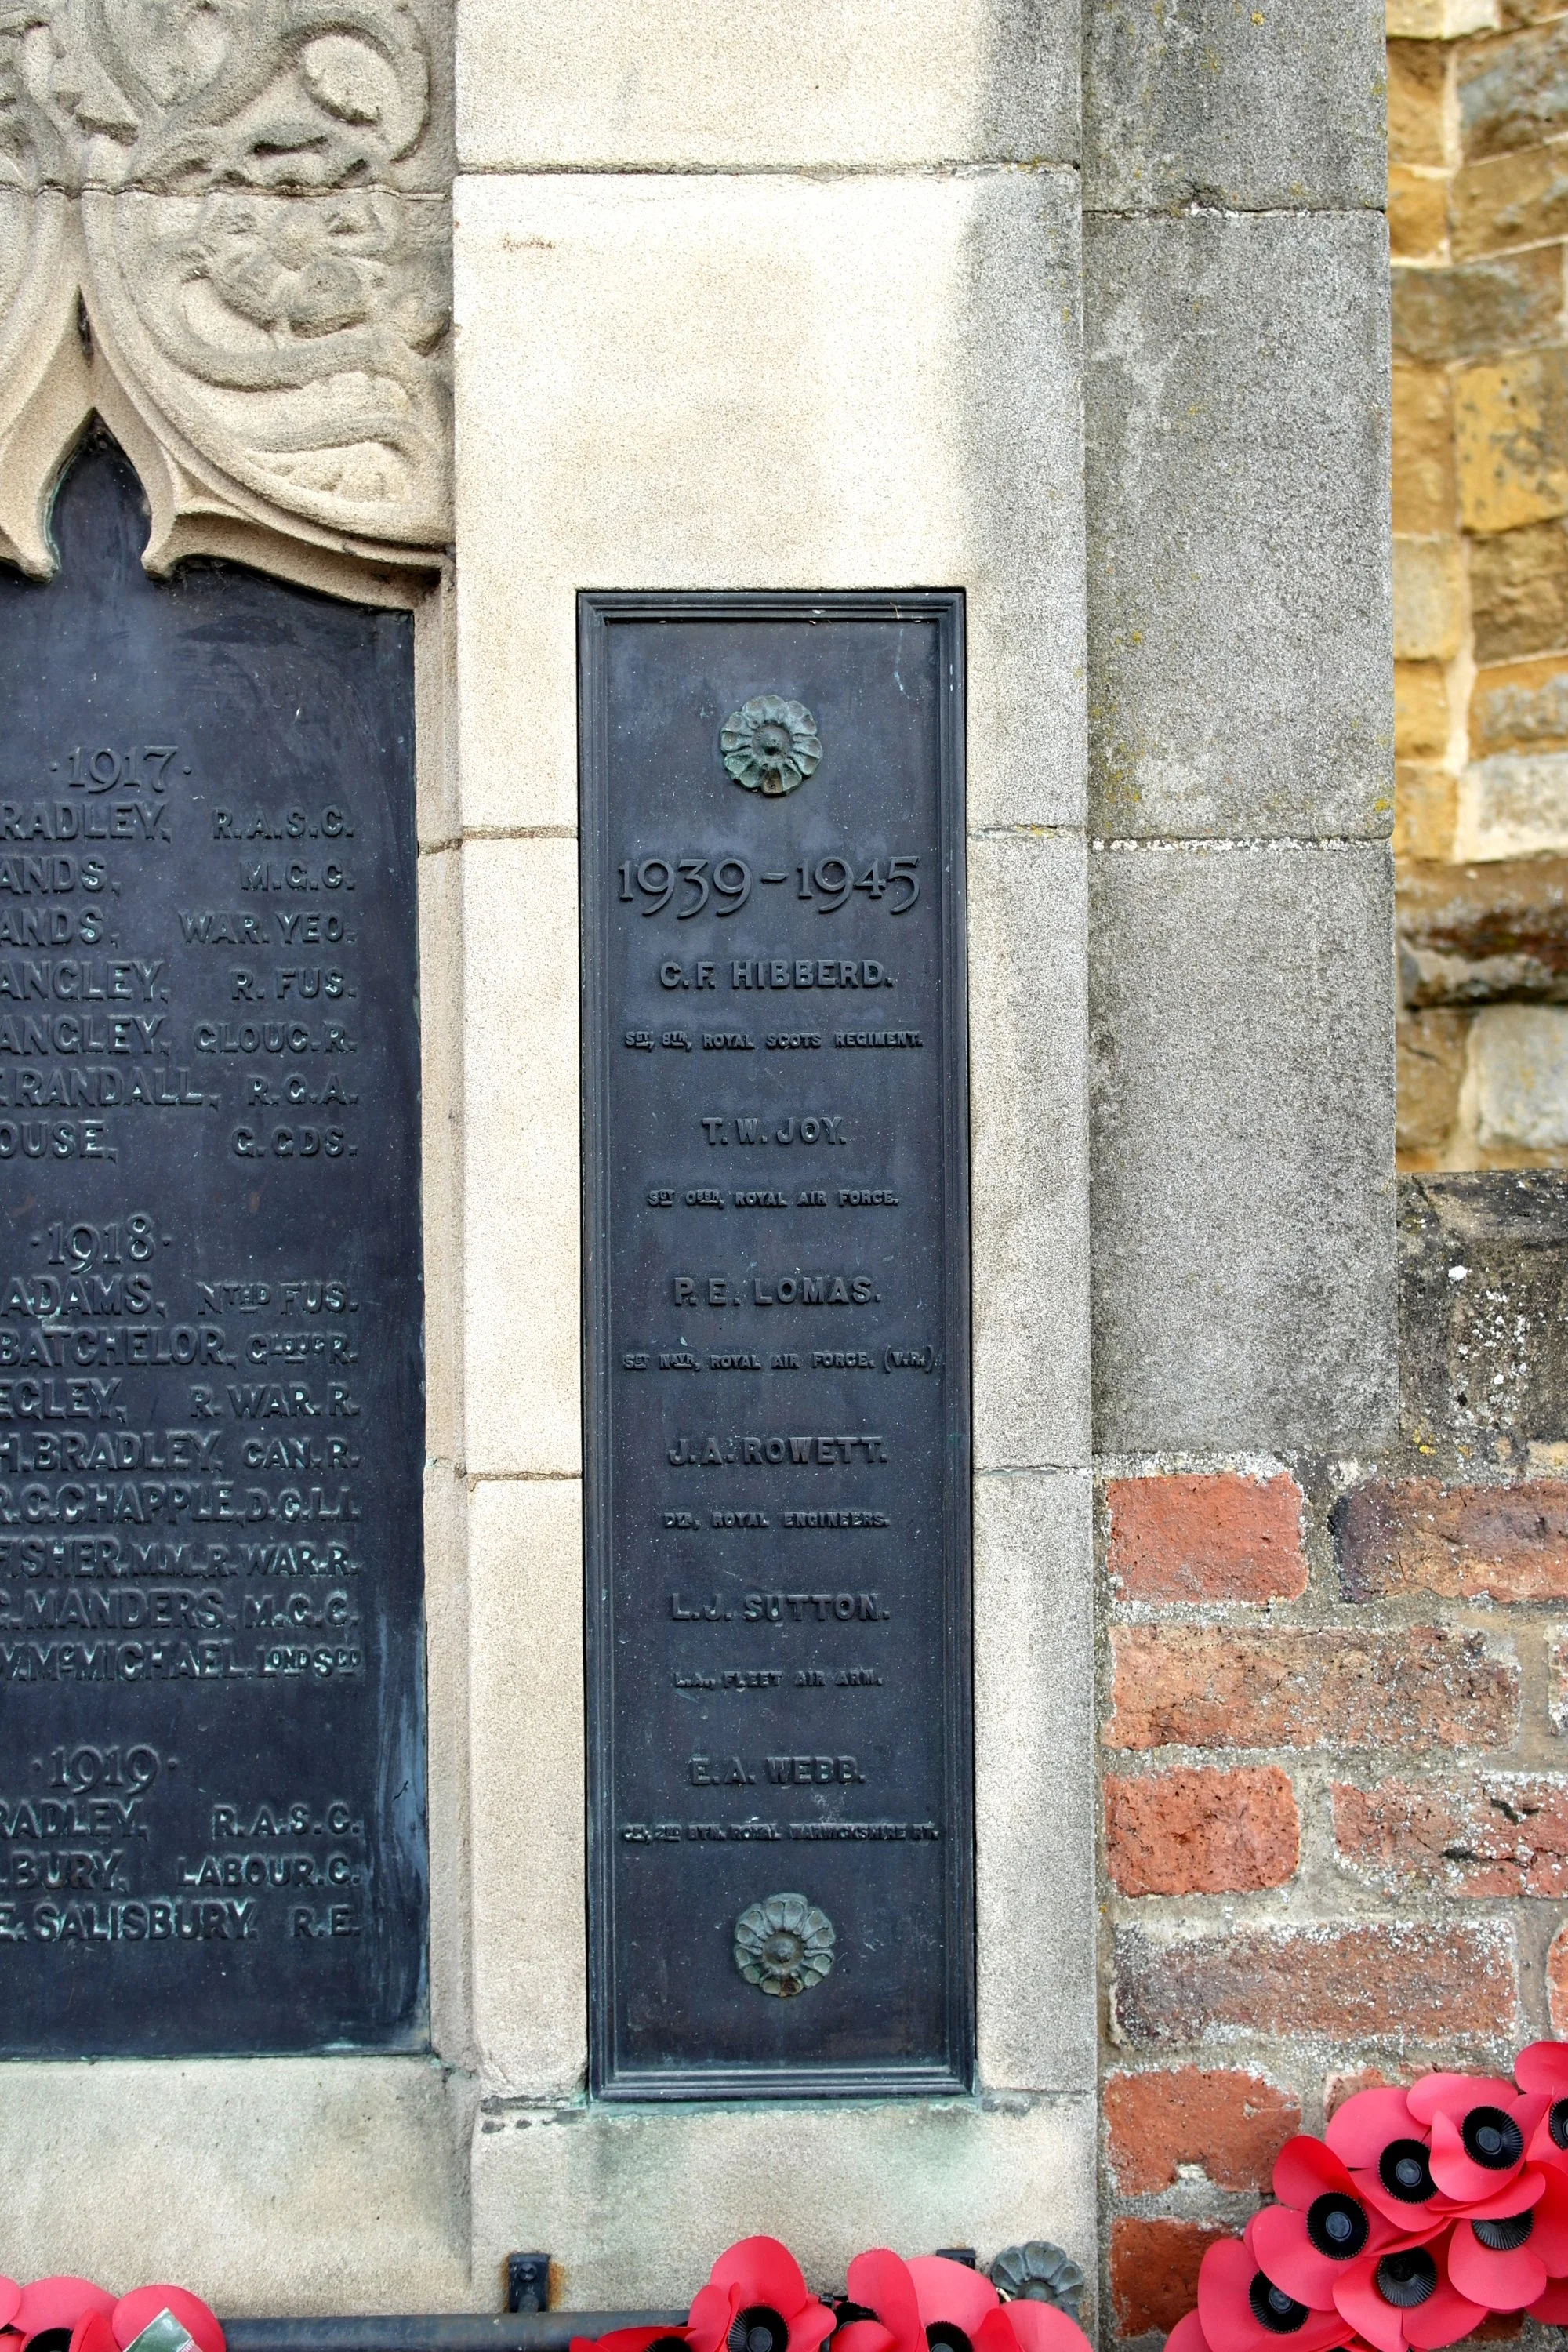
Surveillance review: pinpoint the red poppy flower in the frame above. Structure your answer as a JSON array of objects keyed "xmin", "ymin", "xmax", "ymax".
[
  {"xmin": 16, "ymin": 2284, "xmax": 115, "ymax": 2348},
  {"xmin": 69, "ymin": 2318, "xmax": 115, "ymax": 2352},
  {"xmin": 906, "ymin": 2257, "xmax": 1000, "ymax": 2350},
  {"xmin": 1330, "ymin": 2225, "xmax": 1486, "ymax": 2352},
  {"xmin": 1196, "ymin": 2237, "xmax": 1356, "ymax": 2352},
  {"xmin": 1406, "ymin": 2077, "xmax": 1548, "ymax": 2207},
  {"xmin": 829, "ymin": 2252, "xmax": 922, "ymax": 2352},
  {"xmin": 0, "ymin": 2292, "xmax": 19, "ymax": 2337},
  {"xmin": 1163, "ymin": 2314, "xmax": 1211, "ymax": 2352},
  {"xmin": 1248, "ymin": 2139, "xmax": 1406, "ymax": 2308},
  {"xmin": 973, "ymin": 2304, "xmax": 1090, "ymax": 2352},
  {"xmin": 111, "ymin": 2292, "xmax": 223, "ymax": 2352},
  {"xmin": 688, "ymin": 2240, "xmax": 835, "ymax": 2352},
  {"xmin": 1515, "ymin": 2043, "xmax": 1568, "ymax": 2099}
]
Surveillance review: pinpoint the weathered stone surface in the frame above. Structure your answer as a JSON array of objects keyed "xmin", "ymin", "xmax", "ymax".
[
  {"xmin": 1474, "ymin": 656, "xmax": 1568, "ymax": 755},
  {"xmin": 1389, "ymin": 40, "xmax": 1454, "ymax": 169},
  {"xmin": 1105, "ymin": 2068, "xmax": 1301, "ymax": 2196},
  {"xmin": 1105, "ymin": 1766, "xmax": 1300, "ymax": 1896},
  {"xmin": 1456, "ymin": 347, "xmax": 1568, "ymax": 534},
  {"xmin": 1393, "ymin": 250, "xmax": 1563, "ymax": 364},
  {"xmin": 1112, "ymin": 1922, "xmax": 1523, "ymax": 2049},
  {"xmin": 1454, "ymin": 136, "xmax": 1568, "ymax": 257},
  {"xmin": 1472, "ymin": 520, "xmax": 1568, "ymax": 662},
  {"xmin": 1390, "ymin": 167, "xmax": 1450, "ymax": 262},
  {"xmin": 1390, "ymin": 0, "xmax": 1496, "ymax": 33},
  {"xmin": 1082, "ymin": 0, "xmax": 1385, "ymax": 212},
  {"xmin": 1473, "ymin": 1004, "xmax": 1568, "ymax": 1144},
  {"xmin": 1457, "ymin": 752, "xmax": 1568, "ymax": 856},
  {"xmin": 1396, "ymin": 659, "xmax": 1453, "ymax": 759},
  {"xmin": 1333, "ymin": 1773, "xmax": 1568, "ymax": 1894},
  {"xmin": 1399, "ymin": 1172, "xmax": 1568, "ymax": 1446},
  {"xmin": 1549, "ymin": 1923, "xmax": 1568, "ymax": 2031},
  {"xmin": 456, "ymin": 0, "xmax": 1075, "ymax": 170},
  {"xmin": 1086, "ymin": 214, "xmax": 1392, "ymax": 837},
  {"xmin": 1107, "ymin": 1623, "xmax": 1520, "ymax": 1752},
  {"xmin": 1395, "ymin": 764, "xmax": 1459, "ymax": 862},
  {"xmin": 1399, "ymin": 857, "xmax": 1568, "ymax": 1004},
  {"xmin": 1090, "ymin": 844, "xmax": 1396, "ymax": 1453},
  {"xmin": 1461, "ymin": 18, "xmax": 1568, "ymax": 162},
  {"xmin": 1109, "ymin": 2220, "xmax": 1228, "ymax": 2339},
  {"xmin": 1394, "ymin": 366, "xmax": 1457, "ymax": 536},
  {"xmin": 1105, "ymin": 1472, "xmax": 1308, "ymax": 1605},
  {"xmin": 471, "ymin": 2096, "xmax": 1097, "ymax": 2308},
  {"xmin": 1395, "ymin": 536, "xmax": 1465, "ymax": 661},
  {"xmin": 1398, "ymin": 1009, "xmax": 1469, "ymax": 1149}
]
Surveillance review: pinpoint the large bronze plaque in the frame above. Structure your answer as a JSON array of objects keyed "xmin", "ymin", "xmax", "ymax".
[
  {"xmin": 583, "ymin": 592, "xmax": 971, "ymax": 2097},
  {"xmin": 0, "ymin": 435, "xmax": 426, "ymax": 2053}
]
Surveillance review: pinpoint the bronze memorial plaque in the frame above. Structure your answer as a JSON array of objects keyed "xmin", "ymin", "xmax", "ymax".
[
  {"xmin": 582, "ymin": 591, "xmax": 971, "ymax": 2096},
  {"xmin": 0, "ymin": 434, "xmax": 426, "ymax": 2053}
]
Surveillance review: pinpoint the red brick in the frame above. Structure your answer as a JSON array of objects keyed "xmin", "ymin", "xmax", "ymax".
[
  {"xmin": 1107, "ymin": 1473, "xmax": 1308, "ymax": 1605},
  {"xmin": 1548, "ymin": 1920, "xmax": 1568, "ymax": 2034},
  {"xmin": 1112, "ymin": 1921, "xmax": 1522, "ymax": 2049},
  {"xmin": 1109, "ymin": 2219, "xmax": 1225, "ymax": 2339},
  {"xmin": 1106, "ymin": 1767, "xmax": 1299, "ymax": 1895},
  {"xmin": 1333, "ymin": 1774, "xmax": 1568, "ymax": 1896},
  {"xmin": 1336, "ymin": 1479, "xmax": 1568, "ymax": 1602},
  {"xmin": 1105, "ymin": 2067, "xmax": 1301, "ymax": 2194},
  {"xmin": 1107, "ymin": 1624, "xmax": 1519, "ymax": 1752}
]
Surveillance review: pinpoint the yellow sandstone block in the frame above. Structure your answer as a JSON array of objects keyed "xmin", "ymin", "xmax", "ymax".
[
  {"xmin": 1455, "ymin": 347, "xmax": 1568, "ymax": 534},
  {"xmin": 1394, "ymin": 535, "xmax": 1466, "ymax": 659},
  {"xmin": 1453, "ymin": 136, "xmax": 1568, "ymax": 260},
  {"xmin": 1393, "ymin": 365, "xmax": 1457, "ymax": 534},
  {"xmin": 1388, "ymin": 41, "xmax": 1454, "ymax": 171},
  {"xmin": 1395, "ymin": 764, "xmax": 1460, "ymax": 862},
  {"xmin": 1471, "ymin": 518, "xmax": 1568, "ymax": 662},
  {"xmin": 1387, "ymin": 0, "xmax": 1495, "ymax": 34},
  {"xmin": 1396, "ymin": 662, "xmax": 1454, "ymax": 759},
  {"xmin": 1390, "ymin": 166, "xmax": 1450, "ymax": 260},
  {"xmin": 1471, "ymin": 654, "xmax": 1568, "ymax": 754}
]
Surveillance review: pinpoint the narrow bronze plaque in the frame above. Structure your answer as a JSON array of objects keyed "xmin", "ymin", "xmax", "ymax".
[
  {"xmin": 583, "ymin": 591, "xmax": 971, "ymax": 2097},
  {"xmin": 0, "ymin": 435, "xmax": 426, "ymax": 2052}
]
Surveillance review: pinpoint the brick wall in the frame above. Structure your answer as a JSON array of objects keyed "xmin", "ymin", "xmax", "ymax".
[
  {"xmin": 1391, "ymin": 0, "xmax": 1568, "ymax": 1163},
  {"xmin": 1096, "ymin": 1175, "xmax": 1568, "ymax": 2348}
]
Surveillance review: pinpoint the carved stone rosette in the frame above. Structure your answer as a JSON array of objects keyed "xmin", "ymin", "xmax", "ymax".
[{"xmin": 0, "ymin": 0, "xmax": 452, "ymax": 584}]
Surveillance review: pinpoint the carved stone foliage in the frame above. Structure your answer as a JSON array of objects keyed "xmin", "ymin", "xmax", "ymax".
[{"xmin": 0, "ymin": 0, "xmax": 452, "ymax": 578}]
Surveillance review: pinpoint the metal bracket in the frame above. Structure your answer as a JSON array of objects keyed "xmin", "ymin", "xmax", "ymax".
[{"xmin": 506, "ymin": 2258, "xmax": 553, "ymax": 2315}]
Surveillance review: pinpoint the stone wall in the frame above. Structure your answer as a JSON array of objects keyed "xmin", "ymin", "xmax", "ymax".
[
  {"xmin": 1392, "ymin": 0, "xmax": 1568, "ymax": 1160},
  {"xmin": 1099, "ymin": 1174, "xmax": 1568, "ymax": 2350}
]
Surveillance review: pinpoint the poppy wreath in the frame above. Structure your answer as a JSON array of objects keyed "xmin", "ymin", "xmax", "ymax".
[
  {"xmin": 1170, "ymin": 2040, "xmax": 1568, "ymax": 2352},
  {"xmin": 0, "ymin": 2278, "xmax": 223, "ymax": 2352},
  {"xmin": 570, "ymin": 2238, "xmax": 1091, "ymax": 2352}
]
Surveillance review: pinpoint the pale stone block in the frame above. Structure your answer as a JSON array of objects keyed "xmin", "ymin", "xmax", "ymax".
[
  {"xmin": 456, "ymin": 0, "xmax": 1076, "ymax": 171},
  {"xmin": 453, "ymin": 170, "xmax": 1085, "ymax": 836},
  {"xmin": 974, "ymin": 1468, "xmax": 1095, "ymax": 2094},
  {"xmin": 467, "ymin": 1475, "xmax": 586, "ymax": 2094},
  {"xmin": 1471, "ymin": 1004, "xmax": 1568, "ymax": 1147},
  {"xmin": 1394, "ymin": 536, "xmax": 1466, "ymax": 661},
  {"xmin": 1457, "ymin": 752, "xmax": 1568, "ymax": 858},
  {"xmin": 1388, "ymin": 0, "xmax": 1497, "ymax": 31},
  {"xmin": 0, "ymin": 2058, "xmax": 471, "ymax": 2311},
  {"xmin": 1085, "ymin": 0, "xmax": 1385, "ymax": 212},
  {"xmin": 420, "ymin": 843, "xmax": 464, "ymax": 1468},
  {"xmin": 969, "ymin": 833, "xmax": 1090, "ymax": 1472},
  {"xmin": 470, "ymin": 2092, "xmax": 1097, "ymax": 2307},
  {"xmin": 426, "ymin": 1461, "xmax": 474, "ymax": 2064},
  {"xmin": 461, "ymin": 835, "xmax": 580, "ymax": 1476},
  {"xmin": 1086, "ymin": 212, "xmax": 1393, "ymax": 837},
  {"xmin": 1091, "ymin": 843, "xmax": 1397, "ymax": 1452}
]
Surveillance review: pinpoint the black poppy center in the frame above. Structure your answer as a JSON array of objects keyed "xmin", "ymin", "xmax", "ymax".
[
  {"xmin": 1379, "ymin": 2139, "xmax": 1437, "ymax": 2202},
  {"xmin": 1552, "ymin": 2100, "xmax": 1568, "ymax": 2153},
  {"xmin": 1247, "ymin": 2274, "xmax": 1308, "ymax": 2336},
  {"xmin": 1473, "ymin": 2212, "xmax": 1534, "ymax": 2252},
  {"xmin": 29, "ymin": 2332, "xmax": 72, "ymax": 2352},
  {"xmin": 833, "ymin": 2308, "xmax": 879, "ymax": 2331},
  {"xmin": 1463, "ymin": 2106, "xmax": 1523, "ymax": 2170},
  {"xmin": 927, "ymin": 2327, "xmax": 974, "ymax": 2352},
  {"xmin": 1377, "ymin": 2251, "xmax": 1438, "ymax": 2311},
  {"xmin": 1307, "ymin": 2192, "xmax": 1370, "ymax": 2260},
  {"xmin": 731, "ymin": 2309, "xmax": 789, "ymax": 2352}
]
